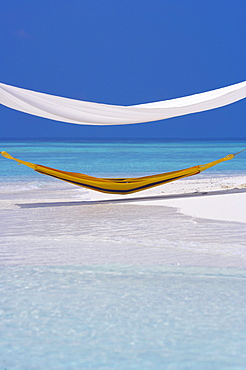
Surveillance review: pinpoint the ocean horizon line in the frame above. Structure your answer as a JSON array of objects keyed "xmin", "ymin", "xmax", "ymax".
[{"xmin": 1, "ymin": 137, "xmax": 246, "ymax": 143}]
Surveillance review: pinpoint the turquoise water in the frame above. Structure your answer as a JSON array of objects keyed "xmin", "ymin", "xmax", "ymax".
[
  {"xmin": 1, "ymin": 139, "xmax": 246, "ymax": 181},
  {"xmin": 1, "ymin": 265, "xmax": 246, "ymax": 370},
  {"xmin": 1, "ymin": 139, "xmax": 246, "ymax": 369}
]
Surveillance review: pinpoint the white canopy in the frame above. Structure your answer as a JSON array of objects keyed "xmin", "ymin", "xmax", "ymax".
[{"xmin": 0, "ymin": 80, "xmax": 246, "ymax": 126}]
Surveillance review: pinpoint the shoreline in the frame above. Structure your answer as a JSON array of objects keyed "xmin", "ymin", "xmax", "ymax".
[
  {"xmin": 1, "ymin": 174, "xmax": 246, "ymax": 223},
  {"xmin": 1, "ymin": 175, "xmax": 246, "ymax": 268},
  {"xmin": 13, "ymin": 187, "xmax": 246, "ymax": 224},
  {"xmin": 88, "ymin": 175, "xmax": 246, "ymax": 223}
]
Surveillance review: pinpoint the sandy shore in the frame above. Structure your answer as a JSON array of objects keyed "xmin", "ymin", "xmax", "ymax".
[
  {"xmin": 51, "ymin": 187, "xmax": 246, "ymax": 224},
  {"xmin": 2, "ymin": 174, "xmax": 245, "ymax": 224},
  {"xmin": 88, "ymin": 175, "xmax": 246, "ymax": 223},
  {"xmin": 1, "ymin": 175, "xmax": 246, "ymax": 267},
  {"xmin": 131, "ymin": 189, "xmax": 246, "ymax": 223}
]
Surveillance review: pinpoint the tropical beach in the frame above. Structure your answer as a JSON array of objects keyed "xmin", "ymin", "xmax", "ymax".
[
  {"xmin": 1, "ymin": 140, "xmax": 246, "ymax": 369},
  {"xmin": 1, "ymin": 139, "xmax": 246, "ymax": 268},
  {"xmin": 1, "ymin": 93, "xmax": 246, "ymax": 369},
  {"xmin": 1, "ymin": 0, "xmax": 246, "ymax": 368}
]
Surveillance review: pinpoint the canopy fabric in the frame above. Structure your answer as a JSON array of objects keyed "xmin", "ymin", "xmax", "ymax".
[
  {"xmin": 1, "ymin": 151, "xmax": 235, "ymax": 194},
  {"xmin": 0, "ymin": 81, "xmax": 246, "ymax": 126}
]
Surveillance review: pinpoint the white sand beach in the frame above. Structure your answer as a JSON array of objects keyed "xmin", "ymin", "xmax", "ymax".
[
  {"xmin": 1, "ymin": 175, "xmax": 246, "ymax": 268},
  {"xmin": 90, "ymin": 175, "xmax": 246, "ymax": 223}
]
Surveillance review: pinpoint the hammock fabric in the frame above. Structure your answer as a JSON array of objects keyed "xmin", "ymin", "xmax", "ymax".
[
  {"xmin": 1, "ymin": 81, "xmax": 246, "ymax": 126},
  {"xmin": 1, "ymin": 151, "xmax": 236, "ymax": 194}
]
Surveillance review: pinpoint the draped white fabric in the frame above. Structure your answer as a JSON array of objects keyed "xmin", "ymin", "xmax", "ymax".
[{"xmin": 0, "ymin": 80, "xmax": 246, "ymax": 126}]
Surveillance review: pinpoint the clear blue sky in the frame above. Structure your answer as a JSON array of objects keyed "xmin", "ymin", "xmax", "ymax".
[{"xmin": 1, "ymin": 0, "xmax": 246, "ymax": 139}]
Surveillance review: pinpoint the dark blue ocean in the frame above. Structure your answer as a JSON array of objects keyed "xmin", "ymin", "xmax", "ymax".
[{"xmin": 0, "ymin": 139, "xmax": 246, "ymax": 369}]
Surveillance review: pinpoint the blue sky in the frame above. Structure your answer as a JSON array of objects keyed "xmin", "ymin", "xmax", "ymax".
[{"xmin": 1, "ymin": 0, "xmax": 246, "ymax": 139}]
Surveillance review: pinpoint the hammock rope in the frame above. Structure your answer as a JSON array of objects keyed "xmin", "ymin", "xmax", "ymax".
[{"xmin": 1, "ymin": 150, "xmax": 242, "ymax": 195}]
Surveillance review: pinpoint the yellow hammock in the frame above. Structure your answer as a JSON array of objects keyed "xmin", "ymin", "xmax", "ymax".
[{"xmin": 0, "ymin": 150, "xmax": 242, "ymax": 195}]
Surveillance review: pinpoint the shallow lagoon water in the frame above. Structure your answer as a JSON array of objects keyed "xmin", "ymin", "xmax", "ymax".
[{"xmin": 1, "ymin": 265, "xmax": 246, "ymax": 370}]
